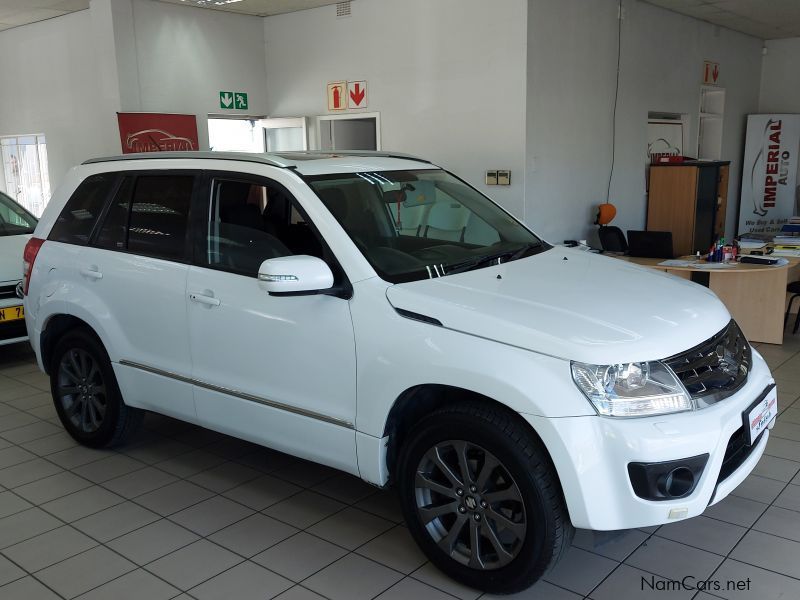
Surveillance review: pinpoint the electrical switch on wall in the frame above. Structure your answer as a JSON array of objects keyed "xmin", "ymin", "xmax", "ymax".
[{"xmin": 486, "ymin": 170, "xmax": 511, "ymax": 185}]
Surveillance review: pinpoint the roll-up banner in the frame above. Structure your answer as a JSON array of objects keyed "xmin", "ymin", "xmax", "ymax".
[{"xmin": 739, "ymin": 114, "xmax": 800, "ymax": 236}]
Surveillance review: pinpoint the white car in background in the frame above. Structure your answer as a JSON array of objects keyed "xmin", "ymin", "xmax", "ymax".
[
  {"xmin": 0, "ymin": 191, "xmax": 37, "ymax": 346},
  {"xmin": 23, "ymin": 151, "xmax": 778, "ymax": 593}
]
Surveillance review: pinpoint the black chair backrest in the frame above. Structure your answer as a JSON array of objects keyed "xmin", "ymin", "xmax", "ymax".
[{"xmin": 598, "ymin": 226, "xmax": 628, "ymax": 253}]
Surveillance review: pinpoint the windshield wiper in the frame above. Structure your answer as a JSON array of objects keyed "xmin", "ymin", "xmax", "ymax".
[{"xmin": 444, "ymin": 242, "xmax": 544, "ymax": 275}]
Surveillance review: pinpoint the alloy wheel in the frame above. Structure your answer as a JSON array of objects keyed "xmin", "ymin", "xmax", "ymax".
[{"xmin": 56, "ymin": 348, "xmax": 107, "ymax": 433}]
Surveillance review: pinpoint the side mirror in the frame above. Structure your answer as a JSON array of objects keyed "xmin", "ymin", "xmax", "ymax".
[{"xmin": 258, "ymin": 255, "xmax": 334, "ymax": 295}]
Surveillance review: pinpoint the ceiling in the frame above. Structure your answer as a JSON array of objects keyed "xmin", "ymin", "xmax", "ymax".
[
  {"xmin": 0, "ymin": 0, "xmax": 341, "ymax": 31},
  {"xmin": 646, "ymin": 0, "xmax": 800, "ymax": 39}
]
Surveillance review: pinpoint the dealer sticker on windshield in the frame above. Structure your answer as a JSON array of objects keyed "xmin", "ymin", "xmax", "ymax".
[{"xmin": 744, "ymin": 386, "xmax": 778, "ymax": 446}]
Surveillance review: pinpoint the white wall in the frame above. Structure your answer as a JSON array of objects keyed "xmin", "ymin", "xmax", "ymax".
[
  {"xmin": 263, "ymin": 0, "xmax": 529, "ymax": 217},
  {"xmin": 0, "ymin": 10, "xmax": 119, "ymax": 193},
  {"xmin": 760, "ymin": 37, "xmax": 800, "ymax": 113},
  {"xmin": 527, "ymin": 0, "xmax": 763, "ymax": 244}
]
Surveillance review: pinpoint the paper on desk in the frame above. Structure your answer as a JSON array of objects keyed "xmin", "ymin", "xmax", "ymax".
[
  {"xmin": 692, "ymin": 262, "xmax": 737, "ymax": 269},
  {"xmin": 658, "ymin": 259, "xmax": 695, "ymax": 267}
]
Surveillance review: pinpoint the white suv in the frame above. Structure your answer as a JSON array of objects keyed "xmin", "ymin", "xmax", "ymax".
[
  {"xmin": 24, "ymin": 151, "xmax": 777, "ymax": 593},
  {"xmin": 0, "ymin": 191, "xmax": 37, "ymax": 345}
]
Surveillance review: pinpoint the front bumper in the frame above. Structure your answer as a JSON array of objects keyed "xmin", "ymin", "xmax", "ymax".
[{"xmin": 524, "ymin": 349, "xmax": 775, "ymax": 530}]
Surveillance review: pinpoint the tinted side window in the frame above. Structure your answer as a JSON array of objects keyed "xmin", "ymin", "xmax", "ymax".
[
  {"xmin": 48, "ymin": 174, "xmax": 116, "ymax": 245},
  {"xmin": 94, "ymin": 174, "xmax": 194, "ymax": 261}
]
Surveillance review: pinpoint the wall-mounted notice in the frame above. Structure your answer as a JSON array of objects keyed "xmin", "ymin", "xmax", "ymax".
[{"xmin": 117, "ymin": 113, "xmax": 199, "ymax": 154}]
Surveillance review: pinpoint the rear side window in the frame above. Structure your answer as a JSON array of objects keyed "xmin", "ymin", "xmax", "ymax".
[
  {"xmin": 94, "ymin": 174, "xmax": 194, "ymax": 261},
  {"xmin": 48, "ymin": 174, "xmax": 117, "ymax": 245}
]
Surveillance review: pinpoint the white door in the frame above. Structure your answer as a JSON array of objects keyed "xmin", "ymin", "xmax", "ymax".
[
  {"xmin": 186, "ymin": 172, "xmax": 358, "ymax": 474},
  {"xmin": 82, "ymin": 172, "xmax": 197, "ymax": 420},
  {"xmin": 259, "ymin": 117, "xmax": 308, "ymax": 152}
]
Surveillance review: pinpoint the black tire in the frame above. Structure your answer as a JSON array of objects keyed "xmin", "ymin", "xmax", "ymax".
[
  {"xmin": 50, "ymin": 328, "xmax": 143, "ymax": 448},
  {"xmin": 397, "ymin": 401, "xmax": 573, "ymax": 594}
]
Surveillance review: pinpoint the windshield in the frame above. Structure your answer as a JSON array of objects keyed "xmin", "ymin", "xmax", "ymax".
[
  {"xmin": 307, "ymin": 169, "xmax": 548, "ymax": 283},
  {"xmin": 0, "ymin": 192, "xmax": 37, "ymax": 236}
]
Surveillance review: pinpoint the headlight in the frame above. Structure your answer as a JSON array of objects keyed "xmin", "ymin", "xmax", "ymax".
[{"xmin": 571, "ymin": 361, "xmax": 693, "ymax": 417}]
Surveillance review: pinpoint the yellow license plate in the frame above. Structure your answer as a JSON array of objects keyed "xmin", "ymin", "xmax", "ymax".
[{"xmin": 0, "ymin": 305, "xmax": 24, "ymax": 322}]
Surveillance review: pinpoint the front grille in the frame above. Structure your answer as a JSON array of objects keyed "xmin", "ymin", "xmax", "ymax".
[
  {"xmin": 665, "ymin": 320, "xmax": 751, "ymax": 406},
  {"xmin": 718, "ymin": 425, "xmax": 761, "ymax": 483},
  {"xmin": 0, "ymin": 283, "xmax": 20, "ymax": 300}
]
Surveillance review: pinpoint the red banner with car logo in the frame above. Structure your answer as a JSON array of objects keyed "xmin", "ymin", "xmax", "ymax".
[{"xmin": 117, "ymin": 113, "xmax": 199, "ymax": 154}]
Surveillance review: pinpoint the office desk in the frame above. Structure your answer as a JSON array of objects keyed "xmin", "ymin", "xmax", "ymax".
[{"xmin": 618, "ymin": 256, "xmax": 800, "ymax": 345}]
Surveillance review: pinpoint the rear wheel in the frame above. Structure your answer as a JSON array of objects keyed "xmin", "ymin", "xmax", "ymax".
[
  {"xmin": 50, "ymin": 329, "xmax": 143, "ymax": 448},
  {"xmin": 397, "ymin": 402, "xmax": 573, "ymax": 594}
]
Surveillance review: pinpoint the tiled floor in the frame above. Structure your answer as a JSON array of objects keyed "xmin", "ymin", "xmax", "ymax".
[{"xmin": 0, "ymin": 334, "xmax": 799, "ymax": 600}]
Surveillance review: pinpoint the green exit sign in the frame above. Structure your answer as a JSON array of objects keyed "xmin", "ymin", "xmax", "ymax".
[{"xmin": 219, "ymin": 91, "xmax": 248, "ymax": 110}]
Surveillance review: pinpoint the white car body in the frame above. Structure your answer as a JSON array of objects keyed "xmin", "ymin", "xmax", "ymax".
[
  {"xmin": 0, "ymin": 191, "xmax": 34, "ymax": 346},
  {"xmin": 24, "ymin": 152, "xmax": 775, "ymax": 532}
]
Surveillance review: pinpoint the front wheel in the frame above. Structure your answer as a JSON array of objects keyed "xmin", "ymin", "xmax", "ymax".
[
  {"xmin": 50, "ymin": 328, "xmax": 143, "ymax": 448},
  {"xmin": 397, "ymin": 402, "xmax": 573, "ymax": 594}
]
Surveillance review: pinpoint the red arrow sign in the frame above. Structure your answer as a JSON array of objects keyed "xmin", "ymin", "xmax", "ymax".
[
  {"xmin": 350, "ymin": 82, "xmax": 365, "ymax": 106},
  {"xmin": 712, "ymin": 64, "xmax": 719, "ymax": 83}
]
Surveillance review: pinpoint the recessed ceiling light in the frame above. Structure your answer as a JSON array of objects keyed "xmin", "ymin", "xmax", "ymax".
[{"xmin": 180, "ymin": 0, "xmax": 244, "ymax": 6}]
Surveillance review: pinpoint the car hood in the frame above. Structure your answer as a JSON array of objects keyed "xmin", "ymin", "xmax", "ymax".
[
  {"xmin": 0, "ymin": 234, "xmax": 28, "ymax": 285},
  {"xmin": 385, "ymin": 248, "xmax": 731, "ymax": 364}
]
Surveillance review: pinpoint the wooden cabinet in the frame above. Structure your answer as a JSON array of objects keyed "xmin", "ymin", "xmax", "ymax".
[{"xmin": 647, "ymin": 161, "xmax": 730, "ymax": 257}]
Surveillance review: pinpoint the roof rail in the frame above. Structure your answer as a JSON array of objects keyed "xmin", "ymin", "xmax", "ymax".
[
  {"xmin": 280, "ymin": 150, "xmax": 432, "ymax": 163},
  {"xmin": 82, "ymin": 151, "xmax": 290, "ymax": 168}
]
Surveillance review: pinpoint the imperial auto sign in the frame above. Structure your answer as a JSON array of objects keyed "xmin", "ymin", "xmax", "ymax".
[{"xmin": 739, "ymin": 114, "xmax": 800, "ymax": 236}]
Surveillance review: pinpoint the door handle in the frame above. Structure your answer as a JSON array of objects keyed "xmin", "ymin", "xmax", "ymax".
[
  {"xmin": 80, "ymin": 267, "xmax": 103, "ymax": 280},
  {"xmin": 189, "ymin": 292, "xmax": 221, "ymax": 307}
]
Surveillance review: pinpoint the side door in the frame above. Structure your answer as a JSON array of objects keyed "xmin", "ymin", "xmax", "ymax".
[
  {"xmin": 79, "ymin": 171, "xmax": 198, "ymax": 420},
  {"xmin": 186, "ymin": 171, "xmax": 358, "ymax": 474}
]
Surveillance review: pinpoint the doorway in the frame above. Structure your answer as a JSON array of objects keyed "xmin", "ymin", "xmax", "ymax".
[
  {"xmin": 0, "ymin": 134, "xmax": 51, "ymax": 217},
  {"xmin": 208, "ymin": 117, "xmax": 266, "ymax": 152},
  {"xmin": 318, "ymin": 113, "xmax": 380, "ymax": 151}
]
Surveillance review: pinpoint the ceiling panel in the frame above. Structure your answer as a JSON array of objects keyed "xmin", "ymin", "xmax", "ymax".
[
  {"xmin": 156, "ymin": 0, "xmax": 343, "ymax": 18},
  {"xmin": 646, "ymin": 0, "xmax": 800, "ymax": 39}
]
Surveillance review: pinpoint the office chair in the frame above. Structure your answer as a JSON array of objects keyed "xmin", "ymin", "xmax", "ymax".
[
  {"xmin": 598, "ymin": 226, "xmax": 628, "ymax": 253},
  {"xmin": 786, "ymin": 281, "xmax": 800, "ymax": 334}
]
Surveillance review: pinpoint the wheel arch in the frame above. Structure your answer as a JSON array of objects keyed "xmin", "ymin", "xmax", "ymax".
[{"xmin": 40, "ymin": 314, "xmax": 104, "ymax": 374}]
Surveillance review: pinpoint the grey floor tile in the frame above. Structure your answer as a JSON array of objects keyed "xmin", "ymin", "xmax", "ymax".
[
  {"xmin": 155, "ymin": 449, "xmax": 227, "ymax": 479},
  {"xmin": 0, "ymin": 490, "xmax": 32, "ymax": 519},
  {"xmin": 711, "ymin": 557, "xmax": 800, "ymax": 599},
  {"xmin": 482, "ymin": 579, "xmax": 583, "ymax": 599},
  {"xmin": 4, "ymin": 392, "xmax": 51, "ymax": 411},
  {"xmin": 542, "ymin": 546, "xmax": 618, "ymax": 596},
  {"xmin": 25, "ymin": 404, "xmax": 59, "ymax": 423},
  {"xmin": 753, "ymin": 505, "xmax": 800, "ymax": 542},
  {"xmin": 20, "ymin": 432, "xmax": 77, "ymax": 456},
  {"xmin": 2, "ymin": 525, "xmax": 97, "ymax": 572},
  {"xmin": 0, "ymin": 421, "xmax": 61, "ymax": 444},
  {"xmin": 704, "ymin": 494, "xmax": 769, "ymax": 527},
  {"xmin": 222, "ymin": 474, "xmax": 301, "ymax": 511},
  {"xmin": 47, "ymin": 445, "xmax": 113, "ymax": 469},
  {"xmin": 656, "ymin": 515, "xmax": 747, "ymax": 555},
  {"xmin": 169, "ymin": 495, "xmax": 254, "ymax": 536},
  {"xmin": 273, "ymin": 587, "xmax": 328, "ymax": 600},
  {"xmin": 10, "ymin": 371, "xmax": 50, "ymax": 391},
  {"xmin": 0, "ymin": 390, "xmax": 42, "ymax": 410},
  {"xmin": 106, "ymin": 519, "xmax": 200, "ymax": 565},
  {"xmin": 0, "ymin": 457, "xmax": 62, "ymax": 488},
  {"xmin": 73, "ymin": 568, "xmax": 180, "ymax": 600},
  {"xmin": 0, "ymin": 446, "xmax": 36, "ymax": 469},
  {"xmin": 188, "ymin": 461, "xmax": 262, "ymax": 493},
  {"xmin": 208, "ymin": 513, "xmax": 297, "ymax": 557},
  {"xmin": 235, "ymin": 448, "xmax": 297, "ymax": 474},
  {"xmin": 41, "ymin": 485, "xmax": 124, "ymax": 522},
  {"xmin": 311, "ymin": 473, "xmax": 377, "ymax": 504},
  {"xmin": 780, "ymin": 407, "xmax": 800, "ymax": 425},
  {"xmin": 304, "ymin": 553, "xmax": 403, "ymax": 600},
  {"xmin": 773, "ymin": 482, "xmax": 800, "ymax": 511},
  {"xmin": 271, "ymin": 461, "xmax": 338, "ymax": 488},
  {"xmin": 730, "ymin": 529, "xmax": 800, "ymax": 578},
  {"xmin": 355, "ymin": 525, "xmax": 426, "ymax": 574},
  {"xmin": 354, "ymin": 490, "xmax": 404, "ymax": 523},
  {"xmin": 765, "ymin": 436, "xmax": 800, "ymax": 462},
  {"xmin": 135, "ymin": 480, "xmax": 216, "ymax": 516},
  {"xmin": 102, "ymin": 466, "xmax": 178, "ymax": 498},
  {"xmin": 36, "ymin": 546, "xmax": 135, "ymax": 598},
  {"xmin": 307, "ymin": 506, "xmax": 393, "ymax": 550},
  {"xmin": 730, "ymin": 474, "xmax": 787, "ymax": 504},
  {"xmin": 624, "ymin": 535, "xmax": 723, "ymax": 581},
  {"xmin": 263, "ymin": 490, "xmax": 346, "ymax": 529},
  {"xmin": 376, "ymin": 577, "xmax": 460, "ymax": 600},
  {"xmin": 410, "ymin": 562, "xmax": 481, "ymax": 600},
  {"xmin": 0, "ymin": 576, "xmax": 61, "ymax": 600},
  {"xmin": 72, "ymin": 454, "xmax": 145, "ymax": 483},
  {"xmin": 752, "ymin": 454, "xmax": 800, "ymax": 482},
  {"xmin": 0, "ymin": 507, "xmax": 63, "ymax": 549},
  {"xmin": 589, "ymin": 563, "xmax": 694, "ymax": 600},
  {"xmin": 123, "ymin": 439, "xmax": 193, "ymax": 465},
  {"xmin": 189, "ymin": 560, "xmax": 292, "ymax": 600},
  {"xmin": 203, "ymin": 438, "xmax": 261, "ymax": 461},
  {"xmin": 146, "ymin": 539, "xmax": 242, "ymax": 590},
  {"xmin": 771, "ymin": 420, "xmax": 800, "ymax": 442},
  {"xmin": 73, "ymin": 501, "xmax": 160, "ymax": 542},
  {"xmin": 0, "ymin": 554, "xmax": 25, "ymax": 586},
  {"xmin": 13, "ymin": 471, "xmax": 92, "ymax": 505},
  {"xmin": 572, "ymin": 529, "xmax": 649, "ymax": 561},
  {"xmin": 252, "ymin": 532, "xmax": 348, "ymax": 582}
]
